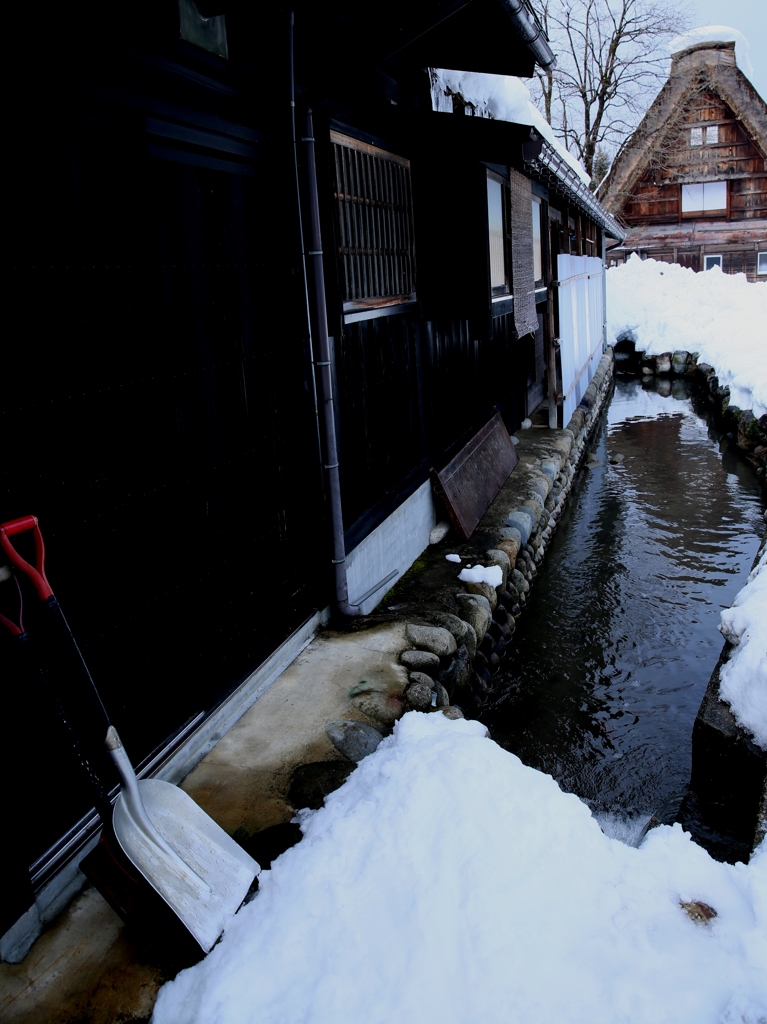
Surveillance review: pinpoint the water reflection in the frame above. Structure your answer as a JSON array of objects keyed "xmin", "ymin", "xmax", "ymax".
[{"xmin": 483, "ymin": 380, "xmax": 765, "ymax": 837}]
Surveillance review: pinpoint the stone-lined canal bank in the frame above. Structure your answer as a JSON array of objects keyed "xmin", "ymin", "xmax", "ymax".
[{"xmin": 336, "ymin": 344, "xmax": 767, "ymax": 861}]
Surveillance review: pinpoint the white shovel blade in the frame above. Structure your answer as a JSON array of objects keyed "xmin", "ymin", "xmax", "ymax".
[{"xmin": 113, "ymin": 779, "xmax": 258, "ymax": 953}]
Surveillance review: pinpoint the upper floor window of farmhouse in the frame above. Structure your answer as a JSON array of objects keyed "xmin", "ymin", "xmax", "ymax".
[
  {"xmin": 690, "ymin": 125, "xmax": 719, "ymax": 146},
  {"xmin": 487, "ymin": 172, "xmax": 511, "ymax": 297},
  {"xmin": 331, "ymin": 131, "xmax": 416, "ymax": 310},
  {"xmin": 758, "ymin": 252, "xmax": 767, "ymax": 275},
  {"xmin": 681, "ymin": 180, "xmax": 727, "ymax": 213}
]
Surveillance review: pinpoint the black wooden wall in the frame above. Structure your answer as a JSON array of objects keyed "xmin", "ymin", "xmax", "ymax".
[{"xmin": 1, "ymin": 9, "xmax": 327, "ymax": 888}]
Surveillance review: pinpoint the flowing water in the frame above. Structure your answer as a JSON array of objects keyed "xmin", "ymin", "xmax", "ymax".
[{"xmin": 482, "ymin": 379, "xmax": 765, "ymax": 852}]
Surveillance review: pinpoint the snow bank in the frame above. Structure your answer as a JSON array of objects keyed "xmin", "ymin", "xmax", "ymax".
[
  {"xmin": 430, "ymin": 69, "xmax": 591, "ymax": 185},
  {"xmin": 670, "ymin": 26, "xmax": 755, "ymax": 83},
  {"xmin": 719, "ymin": 542, "xmax": 767, "ymax": 749},
  {"xmin": 607, "ymin": 256, "xmax": 767, "ymax": 418},
  {"xmin": 152, "ymin": 713, "xmax": 767, "ymax": 1024}
]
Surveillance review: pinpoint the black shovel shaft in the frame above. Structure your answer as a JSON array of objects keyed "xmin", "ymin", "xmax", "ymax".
[
  {"xmin": 42, "ymin": 595, "xmax": 112, "ymax": 733},
  {"xmin": 1, "ymin": 516, "xmax": 116, "ymax": 824},
  {"xmin": 15, "ymin": 631, "xmax": 114, "ymax": 824}
]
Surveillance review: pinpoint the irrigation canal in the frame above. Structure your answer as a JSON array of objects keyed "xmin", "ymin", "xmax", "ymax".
[{"xmin": 482, "ymin": 378, "xmax": 766, "ymax": 858}]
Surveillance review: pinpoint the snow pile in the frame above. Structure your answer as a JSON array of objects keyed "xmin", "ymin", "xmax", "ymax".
[
  {"xmin": 430, "ymin": 69, "xmax": 591, "ymax": 185},
  {"xmin": 719, "ymin": 541, "xmax": 767, "ymax": 749},
  {"xmin": 445, "ymin": 553, "xmax": 462, "ymax": 563},
  {"xmin": 458, "ymin": 564, "xmax": 503, "ymax": 586},
  {"xmin": 607, "ymin": 256, "xmax": 767, "ymax": 418},
  {"xmin": 152, "ymin": 713, "xmax": 767, "ymax": 1024},
  {"xmin": 670, "ymin": 26, "xmax": 755, "ymax": 82}
]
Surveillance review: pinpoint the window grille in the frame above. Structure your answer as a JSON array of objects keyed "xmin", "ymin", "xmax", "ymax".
[
  {"xmin": 706, "ymin": 125, "xmax": 719, "ymax": 144},
  {"xmin": 331, "ymin": 131, "xmax": 416, "ymax": 307},
  {"xmin": 690, "ymin": 127, "xmax": 703, "ymax": 146}
]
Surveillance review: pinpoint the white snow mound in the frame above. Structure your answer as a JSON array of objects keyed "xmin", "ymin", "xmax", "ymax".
[
  {"xmin": 458, "ymin": 564, "xmax": 503, "ymax": 587},
  {"xmin": 607, "ymin": 255, "xmax": 767, "ymax": 418},
  {"xmin": 151, "ymin": 712, "xmax": 767, "ymax": 1024},
  {"xmin": 719, "ymin": 542, "xmax": 767, "ymax": 749}
]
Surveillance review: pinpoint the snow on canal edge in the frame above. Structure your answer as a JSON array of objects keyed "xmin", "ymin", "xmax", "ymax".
[
  {"xmin": 607, "ymin": 255, "xmax": 767, "ymax": 753},
  {"xmin": 151, "ymin": 713, "xmax": 767, "ymax": 1024}
]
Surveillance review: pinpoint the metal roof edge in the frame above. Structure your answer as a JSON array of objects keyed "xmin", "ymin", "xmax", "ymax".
[{"xmin": 525, "ymin": 141, "xmax": 626, "ymax": 240}]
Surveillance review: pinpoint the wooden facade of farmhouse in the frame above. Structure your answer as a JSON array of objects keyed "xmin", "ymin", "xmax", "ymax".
[{"xmin": 600, "ymin": 40, "xmax": 767, "ymax": 281}]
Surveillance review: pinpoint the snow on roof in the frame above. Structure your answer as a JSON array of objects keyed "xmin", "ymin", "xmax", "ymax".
[
  {"xmin": 670, "ymin": 25, "xmax": 755, "ymax": 82},
  {"xmin": 431, "ymin": 68, "xmax": 591, "ymax": 186}
]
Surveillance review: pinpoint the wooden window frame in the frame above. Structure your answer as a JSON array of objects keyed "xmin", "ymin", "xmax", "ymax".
[
  {"xmin": 532, "ymin": 195, "xmax": 544, "ymax": 286},
  {"xmin": 680, "ymin": 180, "xmax": 729, "ymax": 219},
  {"xmin": 331, "ymin": 130, "xmax": 416, "ymax": 313},
  {"xmin": 487, "ymin": 169, "xmax": 512, "ymax": 304}
]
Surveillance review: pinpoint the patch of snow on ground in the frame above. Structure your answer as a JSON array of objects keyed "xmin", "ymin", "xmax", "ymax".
[
  {"xmin": 670, "ymin": 26, "xmax": 754, "ymax": 82},
  {"xmin": 458, "ymin": 564, "xmax": 503, "ymax": 587},
  {"xmin": 151, "ymin": 714, "xmax": 767, "ymax": 1024},
  {"xmin": 607, "ymin": 256, "xmax": 767, "ymax": 418},
  {"xmin": 430, "ymin": 69, "xmax": 591, "ymax": 185},
  {"xmin": 719, "ymin": 541, "xmax": 767, "ymax": 749}
]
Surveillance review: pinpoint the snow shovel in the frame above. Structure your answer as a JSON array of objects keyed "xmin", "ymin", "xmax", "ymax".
[{"xmin": 0, "ymin": 515, "xmax": 258, "ymax": 954}]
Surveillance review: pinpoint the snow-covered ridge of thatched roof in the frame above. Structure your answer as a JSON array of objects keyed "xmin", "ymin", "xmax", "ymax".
[{"xmin": 670, "ymin": 26, "xmax": 754, "ymax": 83}]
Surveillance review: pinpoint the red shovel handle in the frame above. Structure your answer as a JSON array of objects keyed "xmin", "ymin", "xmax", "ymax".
[{"xmin": 0, "ymin": 515, "xmax": 53, "ymax": 601}]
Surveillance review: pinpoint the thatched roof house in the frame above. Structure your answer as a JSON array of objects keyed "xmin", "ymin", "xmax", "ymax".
[{"xmin": 599, "ymin": 36, "xmax": 767, "ymax": 280}]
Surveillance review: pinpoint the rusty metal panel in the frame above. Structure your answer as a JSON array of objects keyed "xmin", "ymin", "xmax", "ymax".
[{"xmin": 431, "ymin": 412, "xmax": 519, "ymax": 540}]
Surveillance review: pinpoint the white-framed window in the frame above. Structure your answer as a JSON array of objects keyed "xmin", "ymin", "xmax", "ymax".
[
  {"xmin": 758, "ymin": 252, "xmax": 767, "ymax": 275},
  {"xmin": 704, "ymin": 254, "xmax": 722, "ymax": 271},
  {"xmin": 532, "ymin": 196, "xmax": 543, "ymax": 284},
  {"xmin": 690, "ymin": 127, "xmax": 703, "ymax": 146},
  {"xmin": 487, "ymin": 171, "xmax": 510, "ymax": 297},
  {"xmin": 681, "ymin": 180, "xmax": 727, "ymax": 213},
  {"xmin": 707, "ymin": 125, "xmax": 719, "ymax": 144}
]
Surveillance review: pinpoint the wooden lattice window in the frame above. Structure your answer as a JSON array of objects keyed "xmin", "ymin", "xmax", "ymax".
[{"xmin": 331, "ymin": 131, "xmax": 416, "ymax": 308}]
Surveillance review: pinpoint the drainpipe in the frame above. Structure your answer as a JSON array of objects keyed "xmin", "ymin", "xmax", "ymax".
[
  {"xmin": 302, "ymin": 109, "xmax": 361, "ymax": 617},
  {"xmin": 289, "ymin": 12, "xmax": 323, "ymax": 489}
]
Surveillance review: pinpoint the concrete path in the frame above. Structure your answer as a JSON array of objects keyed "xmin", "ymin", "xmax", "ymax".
[{"xmin": 0, "ymin": 623, "xmax": 407, "ymax": 1024}]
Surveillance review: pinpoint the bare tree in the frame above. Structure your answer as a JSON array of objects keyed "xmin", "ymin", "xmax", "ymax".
[{"xmin": 533, "ymin": 0, "xmax": 691, "ymax": 183}]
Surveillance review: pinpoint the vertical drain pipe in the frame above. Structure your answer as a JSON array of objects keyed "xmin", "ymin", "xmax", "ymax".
[
  {"xmin": 290, "ymin": 12, "xmax": 324, "ymax": 492},
  {"xmin": 302, "ymin": 109, "xmax": 361, "ymax": 617}
]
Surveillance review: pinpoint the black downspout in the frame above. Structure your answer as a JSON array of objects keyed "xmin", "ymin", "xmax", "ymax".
[
  {"xmin": 302, "ymin": 108, "xmax": 361, "ymax": 617},
  {"xmin": 290, "ymin": 12, "xmax": 323, "ymax": 492}
]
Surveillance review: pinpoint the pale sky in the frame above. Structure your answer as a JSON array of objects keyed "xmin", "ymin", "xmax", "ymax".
[{"xmin": 691, "ymin": 0, "xmax": 767, "ymax": 97}]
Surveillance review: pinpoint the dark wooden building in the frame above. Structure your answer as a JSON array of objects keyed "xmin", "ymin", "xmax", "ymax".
[
  {"xmin": 600, "ymin": 39, "xmax": 767, "ymax": 279},
  {"xmin": 0, "ymin": 0, "xmax": 619, "ymax": 959}
]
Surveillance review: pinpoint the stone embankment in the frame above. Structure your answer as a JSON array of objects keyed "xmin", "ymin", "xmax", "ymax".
[{"xmin": 322, "ymin": 350, "xmax": 615, "ymax": 772}]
